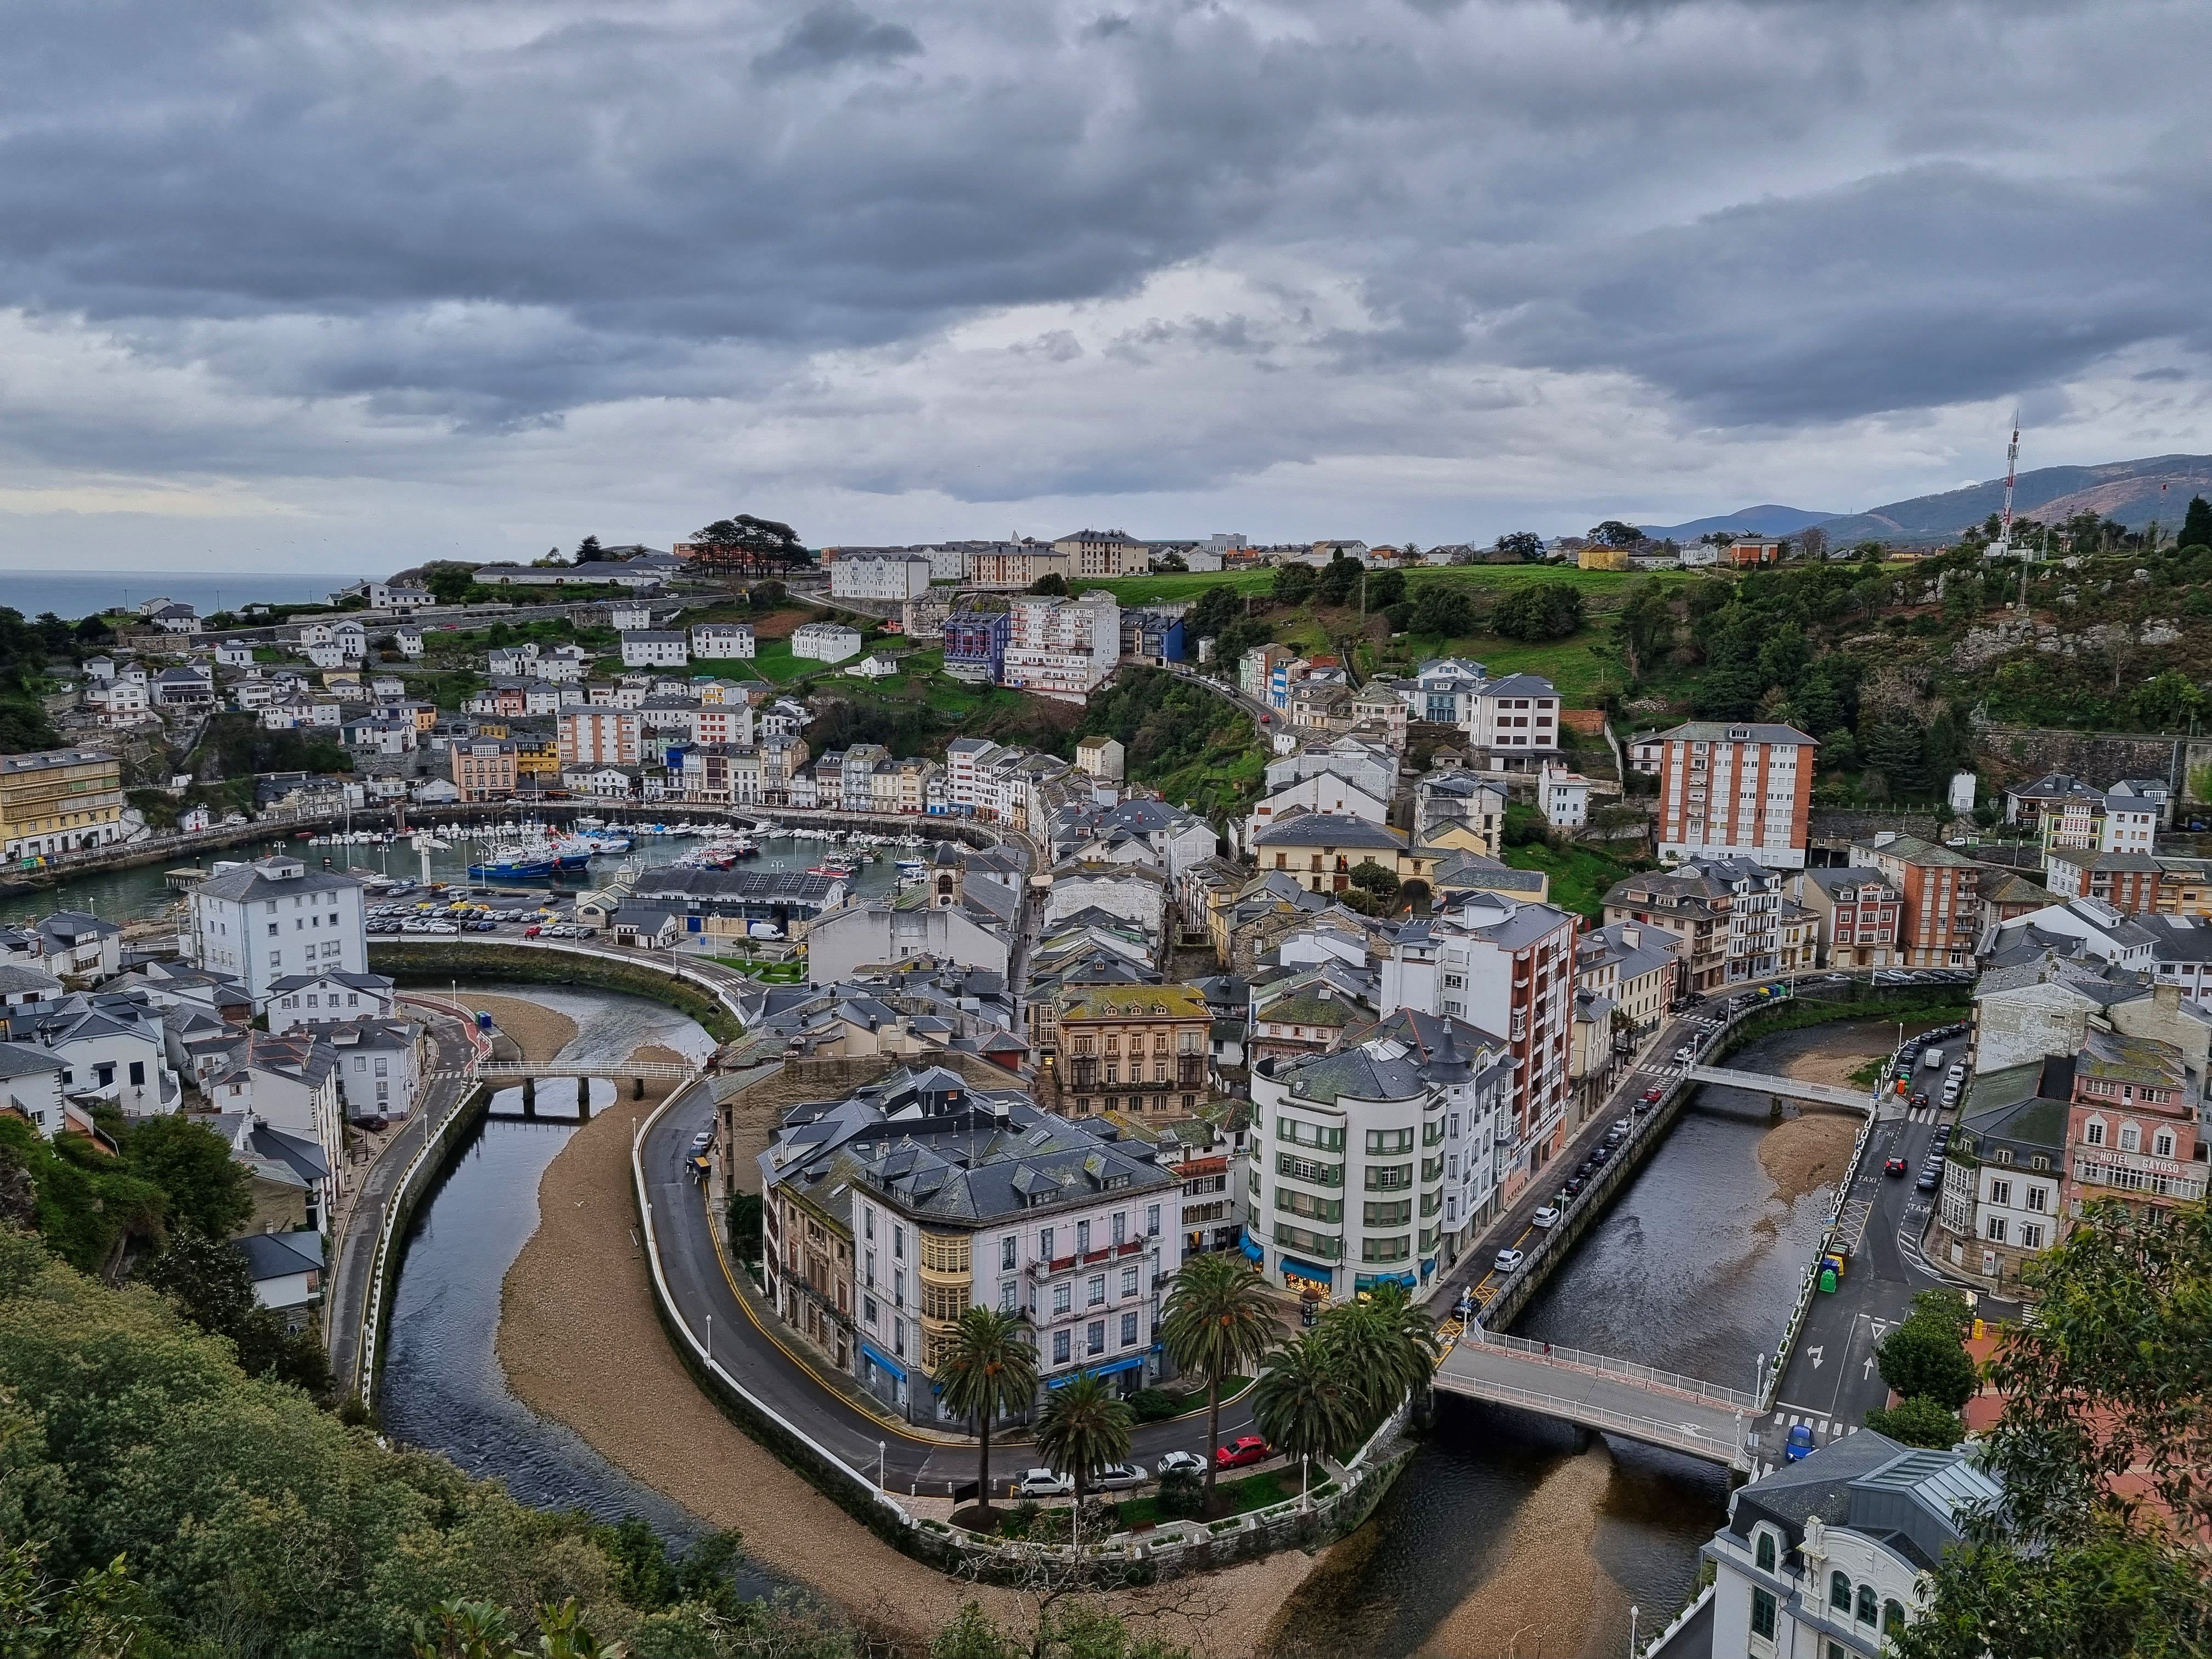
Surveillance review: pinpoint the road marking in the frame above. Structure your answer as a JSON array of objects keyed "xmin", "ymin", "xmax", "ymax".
[
  {"xmin": 1808, "ymin": 1344, "xmax": 1825, "ymax": 1370},
  {"xmin": 1818, "ymin": 1419, "xmax": 1829, "ymax": 1434}
]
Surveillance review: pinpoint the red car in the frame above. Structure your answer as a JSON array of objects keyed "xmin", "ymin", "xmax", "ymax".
[
  {"xmin": 1642, "ymin": 1086, "xmax": 1663, "ymax": 1103},
  {"xmin": 1215, "ymin": 1436, "xmax": 1271, "ymax": 1469}
]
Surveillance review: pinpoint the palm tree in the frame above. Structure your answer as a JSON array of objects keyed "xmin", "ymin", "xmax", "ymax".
[
  {"xmin": 935, "ymin": 1306, "xmax": 1037, "ymax": 1514},
  {"xmin": 1314, "ymin": 1282, "xmax": 1440, "ymax": 1430},
  {"xmin": 1034, "ymin": 1373, "xmax": 1133, "ymax": 1511},
  {"xmin": 1159, "ymin": 1253, "xmax": 1279, "ymax": 1502},
  {"xmin": 1252, "ymin": 1333, "xmax": 1359, "ymax": 1504}
]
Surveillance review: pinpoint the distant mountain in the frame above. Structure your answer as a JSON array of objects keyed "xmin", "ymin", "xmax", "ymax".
[
  {"xmin": 1816, "ymin": 454, "xmax": 2212, "ymax": 546},
  {"xmin": 1638, "ymin": 504, "xmax": 1842, "ymax": 540}
]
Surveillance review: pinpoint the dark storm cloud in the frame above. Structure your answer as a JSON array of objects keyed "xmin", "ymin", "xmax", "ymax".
[{"xmin": 0, "ymin": 0, "xmax": 2205, "ymax": 505}]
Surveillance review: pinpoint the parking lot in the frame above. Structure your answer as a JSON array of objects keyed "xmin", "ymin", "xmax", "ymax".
[{"xmin": 364, "ymin": 888, "xmax": 597, "ymax": 940}]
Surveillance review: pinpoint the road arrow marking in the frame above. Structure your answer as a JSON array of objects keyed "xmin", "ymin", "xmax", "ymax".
[
  {"xmin": 1865, "ymin": 1356, "xmax": 1876, "ymax": 1380},
  {"xmin": 1808, "ymin": 1345, "xmax": 1825, "ymax": 1370}
]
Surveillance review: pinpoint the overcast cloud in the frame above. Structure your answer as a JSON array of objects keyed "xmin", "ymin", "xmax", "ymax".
[{"xmin": 1, "ymin": 0, "xmax": 2207, "ymax": 569}]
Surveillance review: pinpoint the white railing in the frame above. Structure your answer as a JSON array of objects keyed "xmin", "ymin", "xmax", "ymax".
[
  {"xmin": 1435, "ymin": 1369, "xmax": 1748, "ymax": 1469},
  {"xmin": 1463, "ymin": 1327, "xmax": 1758, "ymax": 1412}
]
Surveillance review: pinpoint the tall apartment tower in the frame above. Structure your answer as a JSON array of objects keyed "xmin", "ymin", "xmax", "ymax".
[{"xmin": 1656, "ymin": 721, "xmax": 1816, "ymax": 871}]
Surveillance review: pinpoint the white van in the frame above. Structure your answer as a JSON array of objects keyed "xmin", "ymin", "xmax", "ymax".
[{"xmin": 1922, "ymin": 1048, "xmax": 1945, "ymax": 1071}]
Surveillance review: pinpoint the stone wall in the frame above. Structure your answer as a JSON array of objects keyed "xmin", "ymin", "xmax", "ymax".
[{"xmin": 1975, "ymin": 726, "xmax": 2188, "ymax": 796}]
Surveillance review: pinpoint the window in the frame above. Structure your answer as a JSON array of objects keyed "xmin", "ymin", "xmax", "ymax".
[
  {"xmin": 893, "ymin": 1269, "xmax": 905, "ymax": 1307},
  {"xmin": 1751, "ymin": 1588, "xmax": 1776, "ymax": 1641},
  {"xmin": 1121, "ymin": 1266, "xmax": 1139, "ymax": 1296},
  {"xmin": 1145, "ymin": 1204, "xmax": 1160, "ymax": 1237},
  {"xmin": 1040, "ymin": 1226, "xmax": 1054, "ymax": 1259},
  {"xmin": 2021, "ymin": 1222, "xmax": 2044, "ymax": 1250},
  {"xmin": 2154, "ymin": 1130, "xmax": 2176, "ymax": 1157},
  {"xmin": 1987, "ymin": 1216, "xmax": 2008, "ymax": 1243},
  {"xmin": 1989, "ymin": 1179, "xmax": 2011, "ymax": 1206},
  {"xmin": 1053, "ymin": 1330, "xmax": 1070, "ymax": 1365},
  {"xmin": 2120, "ymin": 1123, "xmax": 2141, "ymax": 1152},
  {"xmin": 863, "ymin": 1295, "xmax": 877, "ymax": 1327},
  {"xmin": 1855, "ymin": 1585, "xmax": 1877, "ymax": 1626},
  {"xmin": 1086, "ymin": 1320, "xmax": 1105, "ymax": 1356},
  {"xmin": 1076, "ymin": 1220, "xmax": 1092, "ymax": 1254},
  {"xmin": 1120, "ymin": 1311, "xmax": 1138, "ymax": 1347},
  {"xmin": 864, "ymin": 1209, "xmax": 875, "ymax": 1241},
  {"xmin": 1112, "ymin": 1210, "xmax": 1127, "ymax": 1246},
  {"xmin": 1001, "ymin": 1237, "xmax": 1017, "ymax": 1271},
  {"xmin": 1754, "ymin": 1531, "xmax": 1776, "ymax": 1572},
  {"xmin": 1053, "ymin": 1284, "xmax": 1071, "ymax": 1316},
  {"xmin": 1830, "ymin": 1571, "xmax": 1852, "ymax": 1612},
  {"xmin": 893, "ymin": 1224, "xmax": 905, "ymax": 1260},
  {"xmin": 2025, "ymin": 1185, "xmax": 2047, "ymax": 1212},
  {"xmin": 1087, "ymin": 1274, "xmax": 1106, "ymax": 1307},
  {"xmin": 1883, "ymin": 1600, "xmax": 1906, "ymax": 1637},
  {"xmin": 2086, "ymin": 1119, "xmax": 2106, "ymax": 1147}
]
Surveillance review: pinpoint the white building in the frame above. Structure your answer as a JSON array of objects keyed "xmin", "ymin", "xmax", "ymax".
[
  {"xmin": 324, "ymin": 1014, "xmax": 428, "ymax": 1122},
  {"xmin": 1247, "ymin": 1012, "xmax": 1514, "ymax": 1296},
  {"xmin": 393, "ymin": 625, "xmax": 425, "ymax": 658},
  {"xmin": 830, "ymin": 555, "xmax": 933, "ymax": 602},
  {"xmin": 262, "ymin": 969, "xmax": 398, "ymax": 1033},
  {"xmin": 189, "ymin": 856, "xmax": 369, "ymax": 1006},
  {"xmin": 215, "ymin": 640, "xmax": 255, "ymax": 668},
  {"xmin": 203, "ymin": 1029, "xmax": 343, "ymax": 1217},
  {"xmin": 620, "ymin": 630, "xmax": 690, "ymax": 670},
  {"xmin": 1001, "ymin": 590, "xmax": 1120, "ymax": 704},
  {"xmin": 1668, "ymin": 1432, "xmax": 1995, "ymax": 1659},
  {"xmin": 1248, "ymin": 774, "xmax": 1391, "ymax": 843},
  {"xmin": 609, "ymin": 601, "xmax": 656, "ymax": 631},
  {"xmin": 692, "ymin": 622, "xmax": 756, "ymax": 660},
  {"xmin": 1463, "ymin": 674, "xmax": 1562, "ymax": 764},
  {"xmin": 1538, "ymin": 764, "xmax": 1592, "ymax": 830},
  {"xmin": 791, "ymin": 622, "xmax": 864, "ymax": 663}
]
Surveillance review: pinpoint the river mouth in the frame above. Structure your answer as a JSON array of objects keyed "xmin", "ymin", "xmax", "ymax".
[{"xmin": 1273, "ymin": 1019, "xmax": 1893, "ymax": 1659}]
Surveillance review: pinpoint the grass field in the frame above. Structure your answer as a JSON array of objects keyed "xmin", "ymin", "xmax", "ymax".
[
  {"xmin": 1502, "ymin": 838, "xmax": 1639, "ymax": 919},
  {"xmin": 1088, "ymin": 564, "xmax": 1639, "ymax": 610}
]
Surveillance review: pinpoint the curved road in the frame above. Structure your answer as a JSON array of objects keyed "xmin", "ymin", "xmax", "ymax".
[{"xmin": 641, "ymin": 1086, "xmax": 1260, "ymax": 1492}]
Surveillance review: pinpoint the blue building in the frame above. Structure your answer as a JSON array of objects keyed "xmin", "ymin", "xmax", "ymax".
[{"xmin": 943, "ymin": 603, "xmax": 1012, "ymax": 684}]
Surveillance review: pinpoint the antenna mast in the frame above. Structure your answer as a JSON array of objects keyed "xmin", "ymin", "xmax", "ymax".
[{"xmin": 1990, "ymin": 409, "xmax": 2021, "ymax": 561}]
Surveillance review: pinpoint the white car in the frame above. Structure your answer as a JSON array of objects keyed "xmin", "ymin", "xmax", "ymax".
[
  {"xmin": 1155, "ymin": 1450, "xmax": 1207, "ymax": 1478},
  {"xmin": 1013, "ymin": 1468, "xmax": 1074, "ymax": 1498},
  {"xmin": 1674, "ymin": 1045, "xmax": 1697, "ymax": 1063},
  {"xmin": 1494, "ymin": 1247, "xmax": 1525, "ymax": 1272},
  {"xmin": 1092, "ymin": 1463, "xmax": 1146, "ymax": 1491},
  {"xmin": 1531, "ymin": 1206, "xmax": 1560, "ymax": 1229}
]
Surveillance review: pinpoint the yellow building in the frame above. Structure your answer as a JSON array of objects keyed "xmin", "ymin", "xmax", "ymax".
[
  {"xmin": 1577, "ymin": 544, "xmax": 1633, "ymax": 571},
  {"xmin": 513, "ymin": 733, "xmax": 561, "ymax": 786},
  {"xmin": 0, "ymin": 748, "xmax": 125, "ymax": 863}
]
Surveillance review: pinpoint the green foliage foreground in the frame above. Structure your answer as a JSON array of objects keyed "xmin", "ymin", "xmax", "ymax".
[{"xmin": 0, "ymin": 1234, "xmax": 1192, "ymax": 1658}]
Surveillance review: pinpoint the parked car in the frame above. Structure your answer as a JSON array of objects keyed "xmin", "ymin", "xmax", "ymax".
[
  {"xmin": 1093, "ymin": 1463, "xmax": 1146, "ymax": 1491},
  {"xmin": 1493, "ymin": 1247, "xmax": 1525, "ymax": 1272},
  {"xmin": 1674, "ymin": 1045, "xmax": 1697, "ymax": 1063},
  {"xmin": 1916, "ymin": 1167, "xmax": 1941, "ymax": 1193},
  {"xmin": 1215, "ymin": 1436, "xmax": 1271, "ymax": 1470},
  {"xmin": 1013, "ymin": 1469, "xmax": 1073, "ymax": 1498},
  {"xmin": 690, "ymin": 1130, "xmax": 713, "ymax": 1154},
  {"xmin": 1643, "ymin": 1086, "xmax": 1664, "ymax": 1103},
  {"xmin": 1531, "ymin": 1205, "xmax": 1560, "ymax": 1229},
  {"xmin": 1156, "ymin": 1450, "xmax": 1207, "ymax": 1477},
  {"xmin": 1784, "ymin": 1423, "xmax": 1816, "ymax": 1462},
  {"xmin": 1589, "ymin": 1144, "xmax": 1612, "ymax": 1165},
  {"xmin": 1563, "ymin": 1175, "xmax": 1588, "ymax": 1197}
]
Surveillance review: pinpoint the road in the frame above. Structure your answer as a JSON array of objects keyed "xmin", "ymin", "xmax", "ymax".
[
  {"xmin": 641, "ymin": 1085, "xmax": 1260, "ymax": 1495},
  {"xmin": 1748, "ymin": 1049, "xmax": 2018, "ymax": 1470}
]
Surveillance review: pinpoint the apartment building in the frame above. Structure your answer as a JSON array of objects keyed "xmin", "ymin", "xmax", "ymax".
[
  {"xmin": 966, "ymin": 544, "xmax": 1070, "ymax": 590},
  {"xmin": 1791, "ymin": 868, "xmax": 1902, "ymax": 969},
  {"xmin": 1463, "ymin": 674, "xmax": 1562, "ymax": 765},
  {"xmin": 619, "ymin": 630, "xmax": 690, "ymax": 670},
  {"xmin": 1654, "ymin": 720, "xmax": 1816, "ymax": 870},
  {"xmin": 1051, "ymin": 528, "xmax": 1150, "ymax": 578},
  {"xmin": 943, "ymin": 602, "xmax": 1012, "ymax": 684},
  {"xmin": 1251, "ymin": 814, "xmax": 1410, "ymax": 895},
  {"xmin": 791, "ymin": 622, "xmax": 863, "ymax": 663},
  {"xmin": 1380, "ymin": 893, "xmax": 1578, "ymax": 1204},
  {"xmin": 450, "ymin": 739, "xmax": 519, "ymax": 803},
  {"xmin": 829, "ymin": 555, "xmax": 932, "ymax": 601},
  {"xmin": 2042, "ymin": 848, "xmax": 2162, "ymax": 911},
  {"xmin": 1000, "ymin": 590, "xmax": 1120, "ymax": 703},
  {"xmin": 1604, "ymin": 857, "xmax": 1790, "ymax": 993},
  {"xmin": 0, "ymin": 749, "xmax": 126, "ymax": 862},
  {"xmin": 690, "ymin": 622, "xmax": 755, "ymax": 660},
  {"xmin": 1246, "ymin": 1011, "xmax": 1514, "ymax": 1296},
  {"xmin": 189, "ymin": 856, "xmax": 368, "ymax": 1006},
  {"xmin": 1848, "ymin": 833, "xmax": 1982, "ymax": 969},
  {"xmin": 1572, "ymin": 921, "xmax": 1682, "ymax": 1041},
  {"xmin": 557, "ymin": 708, "xmax": 642, "ymax": 768},
  {"xmin": 1053, "ymin": 982, "xmax": 1212, "ymax": 1119}
]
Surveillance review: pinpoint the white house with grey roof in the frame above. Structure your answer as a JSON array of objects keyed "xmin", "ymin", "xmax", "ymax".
[
  {"xmin": 1651, "ymin": 1431, "xmax": 1997, "ymax": 1659},
  {"xmin": 188, "ymin": 855, "xmax": 368, "ymax": 1005},
  {"xmin": 754, "ymin": 1063, "xmax": 1181, "ymax": 1421},
  {"xmin": 619, "ymin": 630, "xmax": 690, "ymax": 670},
  {"xmin": 1246, "ymin": 1012, "xmax": 1514, "ymax": 1296}
]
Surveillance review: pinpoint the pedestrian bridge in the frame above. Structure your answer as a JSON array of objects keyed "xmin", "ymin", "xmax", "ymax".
[
  {"xmin": 431, "ymin": 1059, "xmax": 698, "ymax": 1084},
  {"xmin": 1684, "ymin": 1065, "xmax": 1872, "ymax": 1113},
  {"xmin": 1433, "ymin": 1328, "xmax": 1757, "ymax": 1470}
]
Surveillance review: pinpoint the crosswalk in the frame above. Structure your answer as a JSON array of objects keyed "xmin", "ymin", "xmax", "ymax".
[
  {"xmin": 1751, "ymin": 1408, "xmax": 1866, "ymax": 1477},
  {"xmin": 1900, "ymin": 1104, "xmax": 1948, "ymax": 1124}
]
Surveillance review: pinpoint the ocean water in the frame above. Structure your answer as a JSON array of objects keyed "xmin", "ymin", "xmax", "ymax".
[{"xmin": 0, "ymin": 568, "xmax": 371, "ymax": 622}]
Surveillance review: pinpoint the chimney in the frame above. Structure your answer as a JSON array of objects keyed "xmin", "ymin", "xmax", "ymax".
[
  {"xmin": 2153, "ymin": 983, "xmax": 2180, "ymax": 1014},
  {"xmin": 1621, "ymin": 925, "xmax": 1641, "ymax": 948}
]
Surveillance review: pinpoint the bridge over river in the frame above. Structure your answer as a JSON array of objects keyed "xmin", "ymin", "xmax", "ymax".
[
  {"xmin": 1682, "ymin": 1064, "xmax": 1874, "ymax": 1113},
  {"xmin": 1433, "ymin": 1327, "xmax": 1758, "ymax": 1471}
]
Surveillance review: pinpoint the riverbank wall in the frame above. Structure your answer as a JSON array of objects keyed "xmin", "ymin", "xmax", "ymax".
[
  {"xmin": 1475, "ymin": 985, "xmax": 1967, "ymax": 1333},
  {"xmin": 359, "ymin": 1079, "xmax": 489, "ymax": 1404},
  {"xmin": 372, "ymin": 941, "xmax": 744, "ymax": 1043}
]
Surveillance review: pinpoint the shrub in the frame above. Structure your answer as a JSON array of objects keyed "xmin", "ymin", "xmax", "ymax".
[{"xmin": 1130, "ymin": 1387, "xmax": 1179, "ymax": 1424}]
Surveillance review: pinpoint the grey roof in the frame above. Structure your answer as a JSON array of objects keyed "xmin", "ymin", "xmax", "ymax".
[
  {"xmin": 1975, "ymin": 949, "xmax": 2151, "ymax": 1005},
  {"xmin": 37, "ymin": 911, "xmax": 120, "ymax": 941},
  {"xmin": 0, "ymin": 1042, "xmax": 65, "ymax": 1080},
  {"xmin": 1959, "ymin": 1058, "xmax": 2072, "ymax": 1158},
  {"xmin": 1279, "ymin": 1036, "xmax": 1432, "ymax": 1105},
  {"xmin": 1798, "ymin": 867, "xmax": 1897, "ymax": 898},
  {"xmin": 0, "ymin": 963, "xmax": 63, "ymax": 997},
  {"xmin": 233, "ymin": 1231, "xmax": 325, "ymax": 1282},
  {"xmin": 1479, "ymin": 673, "xmax": 1558, "ymax": 698},
  {"xmin": 1251, "ymin": 813, "xmax": 1406, "ymax": 851},
  {"xmin": 1656, "ymin": 720, "xmax": 1817, "ymax": 745},
  {"xmin": 266, "ymin": 969, "xmax": 393, "ymax": 995},
  {"xmin": 193, "ymin": 858, "xmax": 364, "ymax": 905}
]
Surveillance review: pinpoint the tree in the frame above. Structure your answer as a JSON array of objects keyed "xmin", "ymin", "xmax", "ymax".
[
  {"xmin": 936, "ymin": 1306, "xmax": 1039, "ymax": 1515},
  {"xmin": 0, "ymin": 1539, "xmax": 143, "ymax": 1659},
  {"xmin": 686, "ymin": 514, "xmax": 809, "ymax": 573},
  {"xmin": 725, "ymin": 1192, "xmax": 762, "ymax": 1262},
  {"xmin": 1030, "ymin": 572, "xmax": 1069, "ymax": 596},
  {"xmin": 1366, "ymin": 569, "xmax": 1406, "ymax": 608},
  {"xmin": 1796, "ymin": 525, "xmax": 1828, "ymax": 562},
  {"xmin": 1032, "ymin": 1373, "xmax": 1132, "ymax": 1510},
  {"xmin": 1863, "ymin": 1396, "xmax": 1964, "ymax": 1448},
  {"xmin": 1252, "ymin": 1333, "xmax": 1360, "ymax": 1482},
  {"xmin": 1492, "ymin": 531, "xmax": 1545, "ymax": 563},
  {"xmin": 572, "ymin": 535, "xmax": 603, "ymax": 563},
  {"xmin": 1313, "ymin": 1282, "xmax": 1437, "ymax": 1427},
  {"xmin": 139, "ymin": 1229, "xmax": 332, "ymax": 1396},
  {"xmin": 1408, "ymin": 584, "xmax": 1473, "ymax": 638},
  {"xmin": 1888, "ymin": 1201, "xmax": 2212, "ymax": 1659},
  {"xmin": 1347, "ymin": 860, "xmax": 1400, "ymax": 904},
  {"xmin": 1587, "ymin": 520, "xmax": 1643, "ymax": 549},
  {"xmin": 1492, "ymin": 582, "xmax": 1585, "ymax": 641},
  {"xmin": 1314, "ymin": 555, "xmax": 1362, "ymax": 607},
  {"xmin": 420, "ymin": 562, "xmax": 478, "ymax": 605},
  {"xmin": 2176, "ymin": 494, "xmax": 2212, "ymax": 553},
  {"xmin": 1158, "ymin": 1254, "xmax": 1277, "ymax": 1503},
  {"xmin": 121, "ymin": 1114, "xmax": 251, "ymax": 1241},
  {"xmin": 1153, "ymin": 552, "xmax": 1188, "ymax": 573},
  {"xmin": 1185, "ymin": 584, "xmax": 1243, "ymax": 643},
  {"xmin": 1874, "ymin": 1311, "xmax": 1977, "ymax": 1410},
  {"xmin": 1270, "ymin": 562, "xmax": 1317, "ymax": 604}
]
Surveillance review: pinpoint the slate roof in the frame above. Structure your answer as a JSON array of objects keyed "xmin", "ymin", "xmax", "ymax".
[
  {"xmin": 1251, "ymin": 813, "xmax": 1406, "ymax": 851},
  {"xmin": 194, "ymin": 859, "xmax": 363, "ymax": 905},
  {"xmin": 1657, "ymin": 720, "xmax": 1817, "ymax": 745},
  {"xmin": 233, "ymin": 1231, "xmax": 325, "ymax": 1283}
]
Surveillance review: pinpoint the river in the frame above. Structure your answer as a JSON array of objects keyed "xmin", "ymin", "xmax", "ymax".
[
  {"xmin": 1273, "ymin": 1020, "xmax": 1877, "ymax": 1659},
  {"xmin": 2, "ymin": 820, "xmax": 917, "ymax": 930},
  {"xmin": 374, "ymin": 985, "xmax": 785, "ymax": 1586}
]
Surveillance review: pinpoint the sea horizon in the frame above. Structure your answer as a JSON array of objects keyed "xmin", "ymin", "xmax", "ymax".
[{"xmin": 0, "ymin": 567, "xmax": 373, "ymax": 623}]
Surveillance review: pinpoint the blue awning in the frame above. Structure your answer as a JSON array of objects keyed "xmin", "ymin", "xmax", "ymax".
[
  {"xmin": 1355, "ymin": 1271, "xmax": 1418, "ymax": 1291},
  {"xmin": 1047, "ymin": 1353, "xmax": 1146, "ymax": 1388},
  {"xmin": 859, "ymin": 1340, "xmax": 906, "ymax": 1381},
  {"xmin": 1238, "ymin": 1231, "xmax": 1265, "ymax": 1263},
  {"xmin": 1279, "ymin": 1255, "xmax": 1336, "ymax": 1284}
]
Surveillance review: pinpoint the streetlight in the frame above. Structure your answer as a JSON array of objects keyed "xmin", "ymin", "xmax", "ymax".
[
  {"xmin": 706, "ymin": 1312, "xmax": 712, "ymax": 1369},
  {"xmin": 1628, "ymin": 1605, "xmax": 1640, "ymax": 1657},
  {"xmin": 878, "ymin": 1440, "xmax": 887, "ymax": 1492},
  {"xmin": 1755, "ymin": 1351, "xmax": 1768, "ymax": 1402}
]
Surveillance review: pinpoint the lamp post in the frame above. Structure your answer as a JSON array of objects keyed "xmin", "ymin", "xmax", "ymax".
[
  {"xmin": 1756, "ymin": 1350, "xmax": 1768, "ymax": 1403},
  {"xmin": 878, "ymin": 1440, "xmax": 886, "ymax": 1492},
  {"xmin": 706, "ymin": 1312, "xmax": 712, "ymax": 1369},
  {"xmin": 1628, "ymin": 1605, "xmax": 1640, "ymax": 1657}
]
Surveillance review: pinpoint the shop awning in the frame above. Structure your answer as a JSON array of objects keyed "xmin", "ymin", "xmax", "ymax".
[
  {"xmin": 1279, "ymin": 1255, "xmax": 1336, "ymax": 1283},
  {"xmin": 1238, "ymin": 1231, "xmax": 1265, "ymax": 1263},
  {"xmin": 1355, "ymin": 1271, "xmax": 1418, "ymax": 1292},
  {"xmin": 859, "ymin": 1340, "xmax": 906, "ymax": 1381},
  {"xmin": 1047, "ymin": 1353, "xmax": 1146, "ymax": 1388}
]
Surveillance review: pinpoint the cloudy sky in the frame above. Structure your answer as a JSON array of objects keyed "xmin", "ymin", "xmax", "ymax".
[{"xmin": 3, "ymin": 0, "xmax": 2208, "ymax": 572}]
